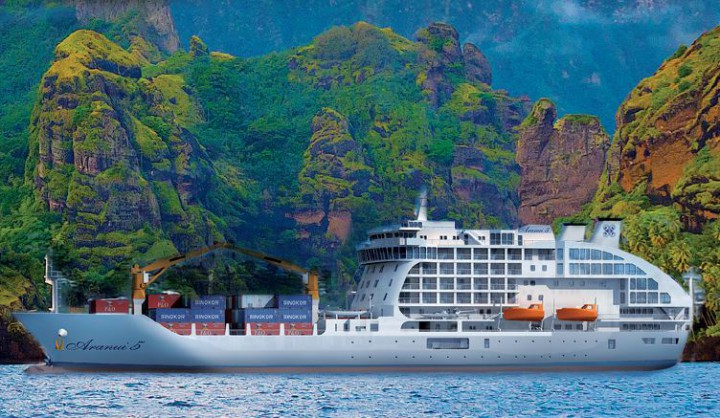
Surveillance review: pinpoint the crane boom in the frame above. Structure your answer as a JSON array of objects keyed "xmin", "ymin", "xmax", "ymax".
[{"xmin": 130, "ymin": 242, "xmax": 319, "ymax": 315}]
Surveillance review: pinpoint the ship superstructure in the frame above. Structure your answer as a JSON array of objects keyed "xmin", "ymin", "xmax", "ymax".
[{"xmin": 14, "ymin": 200, "xmax": 693, "ymax": 371}]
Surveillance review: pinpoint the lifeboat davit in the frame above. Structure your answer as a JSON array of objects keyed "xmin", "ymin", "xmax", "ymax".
[
  {"xmin": 503, "ymin": 304, "xmax": 545, "ymax": 321},
  {"xmin": 556, "ymin": 304, "xmax": 598, "ymax": 321}
]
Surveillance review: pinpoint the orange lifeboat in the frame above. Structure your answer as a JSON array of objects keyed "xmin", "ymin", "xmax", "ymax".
[
  {"xmin": 503, "ymin": 304, "xmax": 545, "ymax": 321},
  {"xmin": 556, "ymin": 304, "xmax": 598, "ymax": 321}
]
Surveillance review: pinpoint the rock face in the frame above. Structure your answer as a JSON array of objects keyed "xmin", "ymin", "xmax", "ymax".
[
  {"xmin": 30, "ymin": 30, "xmax": 217, "ymax": 265},
  {"xmin": 517, "ymin": 99, "xmax": 610, "ymax": 225},
  {"xmin": 416, "ymin": 22, "xmax": 494, "ymax": 107},
  {"xmin": 72, "ymin": 0, "xmax": 179, "ymax": 54},
  {"xmin": 463, "ymin": 43, "xmax": 492, "ymax": 85},
  {"xmin": 296, "ymin": 108, "xmax": 373, "ymax": 244},
  {"xmin": 603, "ymin": 26, "xmax": 720, "ymax": 228}
]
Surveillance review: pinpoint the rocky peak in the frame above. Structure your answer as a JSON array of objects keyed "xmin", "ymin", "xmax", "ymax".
[
  {"xmin": 463, "ymin": 42, "xmax": 492, "ymax": 85},
  {"xmin": 416, "ymin": 22, "xmax": 467, "ymax": 108},
  {"xmin": 72, "ymin": 0, "xmax": 179, "ymax": 54},
  {"xmin": 295, "ymin": 108, "xmax": 373, "ymax": 244},
  {"xmin": 416, "ymin": 22, "xmax": 462, "ymax": 63},
  {"xmin": 517, "ymin": 99, "xmax": 609, "ymax": 224},
  {"xmin": 602, "ymin": 25, "xmax": 720, "ymax": 227}
]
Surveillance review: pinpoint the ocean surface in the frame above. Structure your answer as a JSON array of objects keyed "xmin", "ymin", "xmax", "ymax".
[{"xmin": 1, "ymin": 363, "xmax": 718, "ymax": 417}]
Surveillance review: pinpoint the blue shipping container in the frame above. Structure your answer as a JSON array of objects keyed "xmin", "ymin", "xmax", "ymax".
[
  {"xmin": 277, "ymin": 294, "xmax": 312, "ymax": 310},
  {"xmin": 241, "ymin": 309, "xmax": 279, "ymax": 323},
  {"xmin": 278, "ymin": 309, "xmax": 312, "ymax": 323},
  {"xmin": 190, "ymin": 295, "xmax": 226, "ymax": 309},
  {"xmin": 154, "ymin": 308, "xmax": 191, "ymax": 323},
  {"xmin": 191, "ymin": 309, "xmax": 225, "ymax": 322}
]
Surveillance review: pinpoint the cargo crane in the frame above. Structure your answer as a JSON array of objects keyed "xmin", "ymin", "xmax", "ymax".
[{"xmin": 130, "ymin": 242, "xmax": 320, "ymax": 320}]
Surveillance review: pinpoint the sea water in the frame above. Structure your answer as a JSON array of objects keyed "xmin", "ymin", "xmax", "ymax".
[{"xmin": 1, "ymin": 363, "xmax": 718, "ymax": 417}]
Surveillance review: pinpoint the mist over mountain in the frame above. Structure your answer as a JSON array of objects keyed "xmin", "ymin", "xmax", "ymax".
[{"xmin": 171, "ymin": 0, "xmax": 720, "ymax": 131}]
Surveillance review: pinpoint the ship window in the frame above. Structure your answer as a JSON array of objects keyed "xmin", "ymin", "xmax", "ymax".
[
  {"xmin": 539, "ymin": 294, "xmax": 544, "ymax": 301},
  {"xmin": 484, "ymin": 338, "xmax": 490, "ymax": 348},
  {"xmin": 440, "ymin": 277, "xmax": 454, "ymax": 290},
  {"xmin": 608, "ymin": 339, "xmax": 616, "ymax": 349},
  {"xmin": 422, "ymin": 278, "xmax": 437, "ymax": 290},
  {"xmin": 439, "ymin": 248, "xmax": 453, "ymax": 259},
  {"xmin": 614, "ymin": 264, "xmax": 624, "ymax": 275},
  {"xmin": 422, "ymin": 262, "xmax": 437, "ymax": 275},
  {"xmin": 490, "ymin": 233, "xmax": 501, "ymax": 245},
  {"xmin": 569, "ymin": 249, "xmax": 579, "ymax": 260},
  {"xmin": 361, "ymin": 294, "xmax": 366, "ymax": 301},
  {"xmin": 642, "ymin": 338, "xmax": 656, "ymax": 344},
  {"xmin": 530, "ymin": 280, "xmax": 536, "ymax": 286},
  {"xmin": 603, "ymin": 264, "xmax": 612, "ymax": 275},
  {"xmin": 394, "ymin": 265, "xmax": 399, "ymax": 272},
  {"xmin": 637, "ymin": 278, "xmax": 647, "ymax": 290},
  {"xmin": 648, "ymin": 292, "xmax": 658, "ymax": 304},
  {"xmin": 648, "ymin": 279, "xmax": 658, "ymax": 290},
  {"xmin": 508, "ymin": 249, "xmax": 522, "ymax": 260},
  {"xmin": 527, "ymin": 295, "xmax": 532, "ymax": 301},
  {"xmin": 389, "ymin": 279, "xmax": 393, "ymax": 287},
  {"xmin": 457, "ymin": 293, "xmax": 471, "ymax": 304},
  {"xmin": 474, "ymin": 293, "xmax": 488, "ymax": 304},
  {"xmin": 457, "ymin": 248, "xmax": 471, "ymax": 259},
  {"xmin": 557, "ymin": 264, "xmax": 563, "ymax": 275},
  {"xmin": 530, "ymin": 265, "xmax": 536, "ymax": 272},
  {"xmin": 630, "ymin": 292, "xmax": 636, "ymax": 303},
  {"xmin": 518, "ymin": 235, "xmax": 523, "ymax": 245},
  {"xmin": 439, "ymin": 293, "xmax": 453, "ymax": 304},
  {"xmin": 383, "ymin": 293, "xmax": 388, "ymax": 301},
  {"xmin": 603, "ymin": 251, "xmax": 614, "ymax": 260},
  {"xmin": 554, "ymin": 324, "xmax": 561, "ymax": 330},
  {"xmin": 508, "ymin": 263, "xmax": 522, "ymax": 275},
  {"xmin": 591, "ymin": 250, "xmax": 602, "ymax": 260},
  {"xmin": 490, "ymin": 263, "xmax": 505, "ymax": 275},
  {"xmin": 473, "ymin": 263, "xmax": 488, "ymax": 275},
  {"xmin": 661, "ymin": 338, "xmax": 675, "ymax": 344},
  {"xmin": 620, "ymin": 293, "xmax": 626, "ymax": 304},
  {"xmin": 457, "ymin": 278, "xmax": 471, "ymax": 289},
  {"xmin": 557, "ymin": 249, "xmax": 563, "ymax": 261},
  {"xmin": 440, "ymin": 263, "xmax": 454, "ymax": 275},
  {"xmin": 580, "ymin": 281, "xmax": 585, "ymax": 287},
  {"xmin": 491, "ymin": 249, "xmax": 505, "ymax": 260},
  {"xmin": 553, "ymin": 280, "xmax": 559, "ymax": 287},
  {"xmin": 457, "ymin": 263, "xmax": 471, "ymax": 275},
  {"xmin": 409, "ymin": 264, "xmax": 420, "ymax": 274},
  {"xmin": 660, "ymin": 293, "xmax": 671, "ymax": 304},
  {"xmin": 474, "ymin": 278, "xmax": 488, "ymax": 290},
  {"xmin": 591, "ymin": 264, "xmax": 601, "ymax": 274},
  {"xmin": 614, "ymin": 255, "xmax": 624, "ymax": 261},
  {"xmin": 427, "ymin": 338, "xmax": 469, "ymax": 349},
  {"xmin": 422, "ymin": 293, "xmax": 438, "ymax": 304},
  {"xmin": 542, "ymin": 265, "xmax": 548, "ymax": 272},
  {"xmin": 626, "ymin": 264, "xmax": 636, "ymax": 275},
  {"xmin": 403, "ymin": 278, "xmax": 420, "ymax": 290},
  {"xmin": 637, "ymin": 293, "xmax": 647, "ymax": 303},
  {"xmin": 565, "ymin": 324, "xmax": 573, "ymax": 330},
  {"xmin": 374, "ymin": 280, "xmax": 379, "ymax": 288},
  {"xmin": 490, "ymin": 294, "xmax": 504, "ymax": 304},
  {"xmin": 473, "ymin": 248, "xmax": 488, "ymax": 260},
  {"xmin": 501, "ymin": 233, "xmax": 514, "ymax": 245}
]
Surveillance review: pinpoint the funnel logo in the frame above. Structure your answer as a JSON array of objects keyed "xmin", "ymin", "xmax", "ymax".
[
  {"xmin": 54, "ymin": 337, "xmax": 65, "ymax": 351},
  {"xmin": 603, "ymin": 225, "xmax": 616, "ymax": 237}
]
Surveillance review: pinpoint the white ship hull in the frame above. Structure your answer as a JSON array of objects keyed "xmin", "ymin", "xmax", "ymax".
[{"xmin": 14, "ymin": 313, "xmax": 686, "ymax": 371}]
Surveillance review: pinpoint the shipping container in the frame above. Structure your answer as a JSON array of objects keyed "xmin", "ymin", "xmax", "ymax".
[
  {"xmin": 89, "ymin": 298, "xmax": 130, "ymax": 314},
  {"xmin": 152, "ymin": 308, "xmax": 191, "ymax": 323},
  {"xmin": 159, "ymin": 322, "xmax": 192, "ymax": 335},
  {"xmin": 190, "ymin": 295, "xmax": 226, "ymax": 310},
  {"xmin": 278, "ymin": 309, "xmax": 312, "ymax": 323},
  {"xmin": 277, "ymin": 294, "xmax": 312, "ymax": 310},
  {"xmin": 191, "ymin": 309, "xmax": 225, "ymax": 322},
  {"xmin": 245, "ymin": 322, "xmax": 281, "ymax": 335},
  {"xmin": 195, "ymin": 322, "xmax": 225, "ymax": 336},
  {"xmin": 232, "ymin": 294, "xmax": 276, "ymax": 309},
  {"xmin": 284, "ymin": 323, "xmax": 313, "ymax": 335},
  {"xmin": 147, "ymin": 293, "xmax": 181, "ymax": 309},
  {"xmin": 241, "ymin": 308, "xmax": 279, "ymax": 323}
]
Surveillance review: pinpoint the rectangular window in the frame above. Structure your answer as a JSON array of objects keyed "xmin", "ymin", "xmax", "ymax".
[
  {"xmin": 474, "ymin": 293, "xmax": 488, "ymax": 304},
  {"xmin": 614, "ymin": 264, "xmax": 624, "ymax": 275},
  {"xmin": 591, "ymin": 249, "xmax": 602, "ymax": 260},
  {"xmin": 422, "ymin": 293, "xmax": 438, "ymax": 304},
  {"xmin": 427, "ymin": 338, "xmax": 469, "ymax": 349},
  {"xmin": 457, "ymin": 293, "xmax": 471, "ymax": 304},
  {"xmin": 484, "ymin": 338, "xmax": 490, "ymax": 349},
  {"xmin": 648, "ymin": 292, "xmax": 658, "ymax": 304},
  {"xmin": 440, "ymin": 277, "xmax": 454, "ymax": 290},
  {"xmin": 474, "ymin": 278, "xmax": 488, "ymax": 290},
  {"xmin": 422, "ymin": 278, "xmax": 437, "ymax": 290},
  {"xmin": 457, "ymin": 248, "xmax": 471, "ymax": 259},
  {"xmin": 457, "ymin": 278, "xmax": 471, "ymax": 290},
  {"xmin": 508, "ymin": 263, "xmax": 522, "ymax": 275},
  {"xmin": 648, "ymin": 279, "xmax": 659, "ymax": 290},
  {"xmin": 440, "ymin": 263, "xmax": 454, "ymax": 275},
  {"xmin": 660, "ymin": 293, "xmax": 671, "ymax": 304},
  {"xmin": 422, "ymin": 262, "xmax": 437, "ymax": 275},
  {"xmin": 490, "ymin": 233, "xmax": 501, "ymax": 245},
  {"xmin": 490, "ymin": 263, "xmax": 505, "ymax": 275},
  {"xmin": 473, "ymin": 263, "xmax": 489, "ymax": 275},
  {"xmin": 438, "ymin": 248, "xmax": 454, "ymax": 260},
  {"xmin": 542, "ymin": 265, "xmax": 548, "ymax": 272},
  {"xmin": 457, "ymin": 263, "xmax": 471, "ymax": 275},
  {"xmin": 473, "ymin": 248, "xmax": 488, "ymax": 260},
  {"xmin": 569, "ymin": 249, "xmax": 579, "ymax": 260},
  {"xmin": 508, "ymin": 249, "xmax": 522, "ymax": 260},
  {"xmin": 557, "ymin": 264, "xmax": 564, "ymax": 275},
  {"xmin": 439, "ymin": 293, "xmax": 454, "ymax": 304},
  {"xmin": 491, "ymin": 248, "xmax": 505, "ymax": 260},
  {"xmin": 591, "ymin": 263, "xmax": 601, "ymax": 275},
  {"xmin": 608, "ymin": 339, "xmax": 616, "ymax": 349},
  {"xmin": 491, "ymin": 278, "xmax": 505, "ymax": 290},
  {"xmin": 603, "ymin": 264, "xmax": 613, "ymax": 275},
  {"xmin": 501, "ymin": 233, "xmax": 514, "ymax": 245},
  {"xmin": 530, "ymin": 265, "xmax": 536, "ymax": 272},
  {"xmin": 642, "ymin": 338, "xmax": 656, "ymax": 344}
]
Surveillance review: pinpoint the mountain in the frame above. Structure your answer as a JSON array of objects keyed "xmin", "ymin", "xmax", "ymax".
[
  {"xmin": 589, "ymin": 26, "xmax": 720, "ymax": 338},
  {"xmin": 169, "ymin": 0, "xmax": 720, "ymax": 132},
  {"xmin": 516, "ymin": 99, "xmax": 609, "ymax": 225}
]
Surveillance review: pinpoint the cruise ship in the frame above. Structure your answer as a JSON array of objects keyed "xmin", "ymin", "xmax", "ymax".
[{"xmin": 14, "ymin": 198, "xmax": 693, "ymax": 371}]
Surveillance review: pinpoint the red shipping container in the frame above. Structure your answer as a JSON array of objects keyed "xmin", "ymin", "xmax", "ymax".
[
  {"xmin": 246, "ymin": 323, "xmax": 280, "ymax": 335},
  {"xmin": 159, "ymin": 322, "xmax": 192, "ymax": 335},
  {"xmin": 148, "ymin": 293, "xmax": 181, "ymax": 309},
  {"xmin": 90, "ymin": 298, "xmax": 129, "ymax": 314},
  {"xmin": 196, "ymin": 322, "xmax": 225, "ymax": 336},
  {"xmin": 284, "ymin": 323, "xmax": 313, "ymax": 335}
]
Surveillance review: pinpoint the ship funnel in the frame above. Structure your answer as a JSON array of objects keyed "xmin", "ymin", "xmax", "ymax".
[
  {"xmin": 415, "ymin": 186, "xmax": 428, "ymax": 221},
  {"xmin": 558, "ymin": 223, "xmax": 587, "ymax": 242},
  {"xmin": 589, "ymin": 218, "xmax": 622, "ymax": 248}
]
